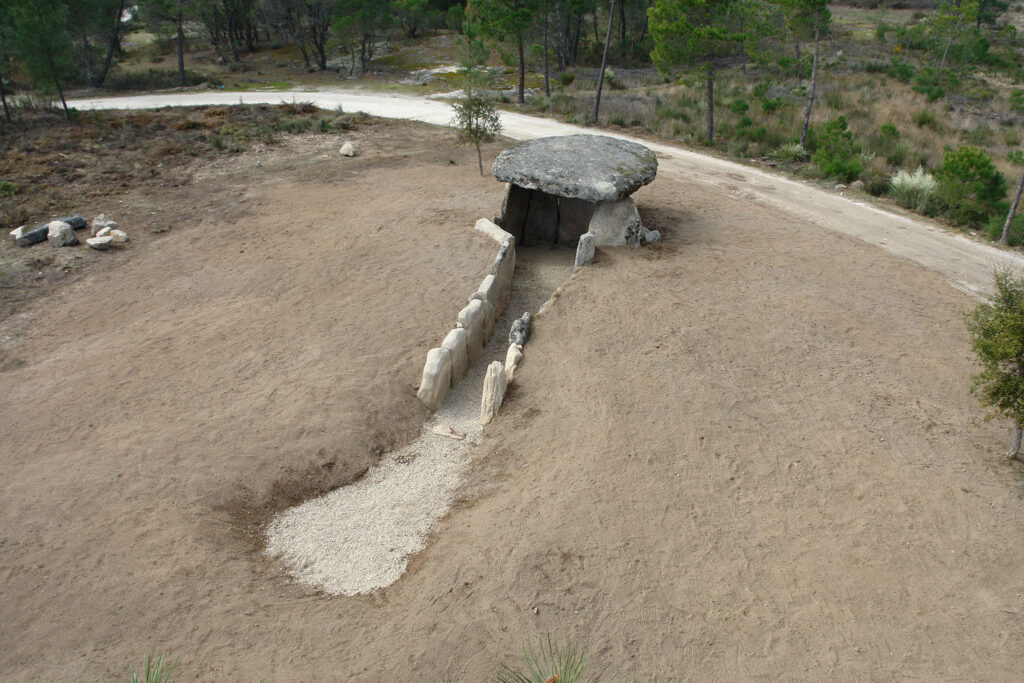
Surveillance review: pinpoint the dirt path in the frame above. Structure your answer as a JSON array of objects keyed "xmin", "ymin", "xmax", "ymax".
[{"xmin": 69, "ymin": 88, "xmax": 1024, "ymax": 298}]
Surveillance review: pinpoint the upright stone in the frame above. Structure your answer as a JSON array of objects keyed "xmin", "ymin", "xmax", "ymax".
[
  {"xmin": 574, "ymin": 233, "xmax": 596, "ymax": 270},
  {"xmin": 480, "ymin": 361, "xmax": 508, "ymax": 425},
  {"xmin": 522, "ymin": 190, "xmax": 558, "ymax": 246},
  {"xmin": 587, "ymin": 197, "xmax": 642, "ymax": 247},
  {"xmin": 498, "ymin": 183, "xmax": 531, "ymax": 242},
  {"xmin": 416, "ymin": 347, "xmax": 453, "ymax": 411},
  {"xmin": 457, "ymin": 299, "xmax": 486, "ymax": 364},
  {"xmin": 441, "ymin": 328, "xmax": 469, "ymax": 385},
  {"xmin": 505, "ymin": 343, "xmax": 523, "ymax": 382},
  {"xmin": 557, "ymin": 197, "xmax": 596, "ymax": 245}
]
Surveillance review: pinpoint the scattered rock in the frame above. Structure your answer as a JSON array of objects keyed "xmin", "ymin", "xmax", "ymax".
[
  {"xmin": 416, "ymin": 347, "xmax": 452, "ymax": 411},
  {"xmin": 441, "ymin": 328, "xmax": 469, "ymax": 385},
  {"xmin": 850, "ymin": 180, "xmax": 865, "ymax": 192},
  {"xmin": 14, "ymin": 214, "xmax": 85, "ymax": 247},
  {"xmin": 96, "ymin": 226, "xmax": 112, "ymax": 238},
  {"xmin": 835, "ymin": 184, "xmax": 847, "ymax": 191},
  {"xmin": 492, "ymin": 134, "xmax": 658, "ymax": 203},
  {"xmin": 480, "ymin": 361, "xmax": 508, "ymax": 426},
  {"xmin": 509, "ymin": 312, "xmax": 532, "ymax": 346},
  {"xmin": 47, "ymin": 221, "xmax": 78, "ymax": 248},
  {"xmin": 505, "ymin": 343, "xmax": 523, "ymax": 382},
  {"xmin": 90, "ymin": 214, "xmax": 116, "ymax": 236},
  {"xmin": 340, "ymin": 142, "xmax": 356, "ymax": 157},
  {"xmin": 110, "ymin": 229, "xmax": 129, "ymax": 244},
  {"xmin": 432, "ymin": 424, "xmax": 467, "ymax": 440},
  {"xmin": 86, "ymin": 235, "xmax": 114, "ymax": 250},
  {"xmin": 574, "ymin": 233, "xmax": 596, "ymax": 270}
]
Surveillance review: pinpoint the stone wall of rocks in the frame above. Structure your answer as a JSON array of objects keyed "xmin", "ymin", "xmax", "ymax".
[{"xmin": 415, "ymin": 218, "xmax": 516, "ymax": 411}]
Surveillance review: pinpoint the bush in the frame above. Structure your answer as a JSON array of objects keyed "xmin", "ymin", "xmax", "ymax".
[
  {"xmin": 558, "ymin": 71, "xmax": 575, "ymax": 86},
  {"xmin": 107, "ymin": 68, "xmax": 212, "ymax": 91},
  {"xmin": 1010, "ymin": 89, "xmax": 1024, "ymax": 114},
  {"xmin": 496, "ymin": 636, "xmax": 585, "ymax": 683},
  {"xmin": 761, "ymin": 97, "xmax": 781, "ymax": 113},
  {"xmin": 812, "ymin": 116, "xmax": 862, "ymax": 182},
  {"xmin": 985, "ymin": 213, "xmax": 1024, "ymax": 246},
  {"xmin": 770, "ymin": 142, "xmax": 808, "ymax": 162},
  {"xmin": 913, "ymin": 67, "xmax": 958, "ymax": 102},
  {"xmin": 887, "ymin": 57, "xmax": 915, "ymax": 83},
  {"xmin": 861, "ymin": 155, "xmax": 890, "ymax": 196},
  {"xmin": 729, "ymin": 98, "xmax": 749, "ymax": 115},
  {"xmin": 936, "ymin": 146, "xmax": 1008, "ymax": 228},
  {"xmin": 890, "ymin": 166, "xmax": 938, "ymax": 213},
  {"xmin": 911, "ymin": 108, "xmax": 938, "ymax": 128}
]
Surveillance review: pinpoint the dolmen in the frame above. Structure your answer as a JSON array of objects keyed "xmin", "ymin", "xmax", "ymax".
[{"xmin": 491, "ymin": 134, "xmax": 660, "ymax": 248}]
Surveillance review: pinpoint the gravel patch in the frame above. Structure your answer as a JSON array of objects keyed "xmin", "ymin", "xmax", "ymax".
[{"xmin": 265, "ymin": 245, "xmax": 572, "ymax": 595}]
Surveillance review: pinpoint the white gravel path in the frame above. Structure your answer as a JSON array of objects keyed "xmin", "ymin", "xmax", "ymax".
[{"xmin": 265, "ymin": 246, "xmax": 569, "ymax": 595}]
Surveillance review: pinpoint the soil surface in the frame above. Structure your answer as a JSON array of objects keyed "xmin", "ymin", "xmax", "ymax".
[{"xmin": 2, "ymin": 113, "xmax": 1024, "ymax": 681}]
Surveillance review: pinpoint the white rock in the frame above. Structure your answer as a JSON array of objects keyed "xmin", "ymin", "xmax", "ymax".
[
  {"xmin": 505, "ymin": 344, "xmax": 523, "ymax": 382},
  {"xmin": 90, "ymin": 214, "xmax": 117, "ymax": 236},
  {"xmin": 416, "ymin": 347, "xmax": 452, "ymax": 411},
  {"xmin": 47, "ymin": 221, "xmax": 77, "ymax": 247},
  {"xmin": 432, "ymin": 424, "xmax": 466, "ymax": 440},
  {"xmin": 441, "ymin": 328, "xmax": 469, "ymax": 386},
  {"xmin": 587, "ymin": 197, "xmax": 642, "ymax": 247},
  {"xmin": 110, "ymin": 229, "xmax": 128, "ymax": 244},
  {"xmin": 480, "ymin": 361, "xmax": 508, "ymax": 426},
  {"xmin": 456, "ymin": 299, "xmax": 485, "ymax": 365},
  {"xmin": 87, "ymin": 235, "xmax": 114, "ymax": 250},
  {"xmin": 340, "ymin": 142, "xmax": 356, "ymax": 157},
  {"xmin": 574, "ymin": 233, "xmax": 596, "ymax": 270},
  {"xmin": 474, "ymin": 217, "xmax": 513, "ymax": 245},
  {"xmin": 480, "ymin": 299, "xmax": 496, "ymax": 344},
  {"xmin": 96, "ymin": 226, "xmax": 112, "ymax": 238}
]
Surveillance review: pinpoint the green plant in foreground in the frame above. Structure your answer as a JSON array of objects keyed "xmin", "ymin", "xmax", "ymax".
[
  {"xmin": 965, "ymin": 269, "xmax": 1024, "ymax": 461},
  {"xmin": 936, "ymin": 146, "xmax": 1007, "ymax": 229},
  {"xmin": 496, "ymin": 635, "xmax": 585, "ymax": 683},
  {"xmin": 890, "ymin": 166, "xmax": 938, "ymax": 214},
  {"xmin": 812, "ymin": 116, "xmax": 862, "ymax": 182},
  {"xmin": 129, "ymin": 653, "xmax": 176, "ymax": 683}
]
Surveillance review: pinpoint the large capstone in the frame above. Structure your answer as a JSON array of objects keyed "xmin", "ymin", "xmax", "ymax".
[
  {"xmin": 493, "ymin": 135, "xmax": 657, "ymax": 249},
  {"xmin": 492, "ymin": 135, "xmax": 657, "ymax": 202}
]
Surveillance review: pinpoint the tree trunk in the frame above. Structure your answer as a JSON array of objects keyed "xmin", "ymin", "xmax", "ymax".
[
  {"xmin": 1000, "ymin": 171, "xmax": 1024, "ymax": 245},
  {"xmin": 940, "ymin": 17, "xmax": 962, "ymax": 71},
  {"xmin": 593, "ymin": 0, "xmax": 615, "ymax": 124},
  {"xmin": 705, "ymin": 61, "xmax": 714, "ymax": 144},
  {"xmin": 82, "ymin": 33, "xmax": 95, "ymax": 87},
  {"xmin": 618, "ymin": 0, "xmax": 626, "ymax": 57},
  {"xmin": 54, "ymin": 75, "xmax": 70, "ymax": 122},
  {"xmin": 800, "ymin": 18, "xmax": 820, "ymax": 150},
  {"xmin": 476, "ymin": 142, "xmax": 484, "ymax": 176},
  {"xmin": 516, "ymin": 30, "xmax": 525, "ymax": 104},
  {"xmin": 176, "ymin": 0, "xmax": 186, "ymax": 86},
  {"xmin": 543, "ymin": 9, "xmax": 550, "ymax": 97},
  {"xmin": 96, "ymin": 0, "xmax": 127, "ymax": 88},
  {"xmin": 0, "ymin": 75, "xmax": 11, "ymax": 122},
  {"xmin": 1008, "ymin": 423, "xmax": 1023, "ymax": 460}
]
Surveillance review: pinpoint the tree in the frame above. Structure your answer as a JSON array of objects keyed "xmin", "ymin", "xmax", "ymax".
[
  {"xmin": 468, "ymin": 0, "xmax": 536, "ymax": 104},
  {"xmin": 142, "ymin": 0, "xmax": 188, "ymax": 85},
  {"xmin": 0, "ymin": 0, "xmax": 13, "ymax": 122},
  {"xmin": 1000, "ymin": 171, "xmax": 1024, "ymax": 246},
  {"xmin": 937, "ymin": 146, "xmax": 1007, "ymax": 229},
  {"xmin": 451, "ymin": 69, "xmax": 503, "ymax": 175},
  {"xmin": 9, "ymin": 0, "xmax": 76, "ymax": 121},
  {"xmin": 785, "ymin": 0, "xmax": 830, "ymax": 149},
  {"xmin": 965, "ymin": 268, "xmax": 1024, "ymax": 461},
  {"xmin": 649, "ymin": 0, "xmax": 751, "ymax": 144},
  {"xmin": 334, "ymin": 0, "xmax": 392, "ymax": 76},
  {"xmin": 593, "ymin": 0, "xmax": 614, "ymax": 123}
]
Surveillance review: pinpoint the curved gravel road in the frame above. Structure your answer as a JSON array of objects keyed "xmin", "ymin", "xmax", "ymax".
[{"xmin": 69, "ymin": 88, "xmax": 1023, "ymax": 297}]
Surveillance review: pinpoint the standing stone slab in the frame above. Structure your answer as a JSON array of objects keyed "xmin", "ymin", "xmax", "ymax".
[
  {"xmin": 557, "ymin": 197, "xmax": 597, "ymax": 245},
  {"xmin": 505, "ymin": 343, "xmax": 523, "ymax": 382},
  {"xmin": 457, "ymin": 299, "xmax": 486, "ymax": 364},
  {"xmin": 481, "ymin": 299, "xmax": 496, "ymax": 344},
  {"xmin": 498, "ymin": 183, "xmax": 531, "ymax": 242},
  {"xmin": 441, "ymin": 328, "xmax": 469, "ymax": 385},
  {"xmin": 417, "ymin": 347, "xmax": 453, "ymax": 410},
  {"xmin": 475, "ymin": 217, "xmax": 514, "ymax": 246},
  {"xmin": 574, "ymin": 233, "xmax": 596, "ymax": 270},
  {"xmin": 587, "ymin": 197, "xmax": 642, "ymax": 247},
  {"xmin": 522, "ymin": 190, "xmax": 558, "ymax": 246},
  {"xmin": 480, "ymin": 361, "xmax": 508, "ymax": 425}
]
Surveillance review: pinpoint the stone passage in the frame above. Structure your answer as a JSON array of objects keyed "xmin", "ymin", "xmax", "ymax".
[{"xmin": 492, "ymin": 134, "xmax": 660, "ymax": 248}]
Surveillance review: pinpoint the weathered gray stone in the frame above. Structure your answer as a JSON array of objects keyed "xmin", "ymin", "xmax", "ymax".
[
  {"xmin": 15, "ymin": 214, "xmax": 85, "ymax": 247},
  {"xmin": 47, "ymin": 221, "xmax": 77, "ymax": 247},
  {"xmin": 416, "ymin": 347, "xmax": 452, "ymax": 411},
  {"xmin": 340, "ymin": 142, "xmax": 356, "ymax": 157},
  {"xmin": 87, "ymin": 235, "xmax": 114, "ymax": 250},
  {"xmin": 480, "ymin": 361, "xmax": 507, "ymax": 425},
  {"xmin": 481, "ymin": 299, "xmax": 496, "ymax": 344},
  {"xmin": 475, "ymin": 217, "xmax": 513, "ymax": 245},
  {"xmin": 491, "ymin": 239, "xmax": 515, "ymax": 310},
  {"xmin": 492, "ymin": 134, "xmax": 658, "ymax": 203},
  {"xmin": 509, "ymin": 312, "xmax": 532, "ymax": 346},
  {"xmin": 588, "ymin": 197, "xmax": 642, "ymax": 247},
  {"xmin": 90, "ymin": 214, "xmax": 116, "ymax": 236},
  {"xmin": 498, "ymin": 183, "xmax": 531, "ymax": 241},
  {"xmin": 505, "ymin": 343, "xmax": 523, "ymax": 382},
  {"xmin": 96, "ymin": 226, "xmax": 112, "ymax": 238},
  {"xmin": 110, "ymin": 229, "xmax": 129, "ymax": 244},
  {"xmin": 574, "ymin": 233, "xmax": 596, "ymax": 270},
  {"xmin": 457, "ymin": 299, "xmax": 485, "ymax": 364},
  {"xmin": 441, "ymin": 328, "xmax": 469, "ymax": 385},
  {"xmin": 522, "ymin": 190, "xmax": 558, "ymax": 246},
  {"xmin": 557, "ymin": 197, "xmax": 597, "ymax": 245}
]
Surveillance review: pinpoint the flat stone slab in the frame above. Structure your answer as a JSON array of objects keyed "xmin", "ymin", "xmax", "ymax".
[{"xmin": 492, "ymin": 135, "xmax": 657, "ymax": 202}]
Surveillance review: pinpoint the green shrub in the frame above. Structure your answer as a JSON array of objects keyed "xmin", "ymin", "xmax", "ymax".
[
  {"xmin": 1010, "ymin": 90, "xmax": 1024, "ymax": 114},
  {"xmin": 0, "ymin": 181, "xmax": 17, "ymax": 198},
  {"xmin": 107, "ymin": 68, "xmax": 212, "ymax": 91},
  {"xmin": 1008, "ymin": 150, "xmax": 1024, "ymax": 166},
  {"xmin": 964, "ymin": 122, "xmax": 994, "ymax": 146},
  {"xmin": 729, "ymin": 98, "xmax": 749, "ymax": 115},
  {"xmin": 129, "ymin": 653, "xmax": 176, "ymax": 683},
  {"xmin": 985, "ymin": 213, "xmax": 1024, "ymax": 246},
  {"xmin": 770, "ymin": 142, "xmax": 808, "ymax": 162},
  {"xmin": 812, "ymin": 116, "xmax": 862, "ymax": 182},
  {"xmin": 761, "ymin": 97, "xmax": 781, "ymax": 113},
  {"xmin": 913, "ymin": 67, "xmax": 957, "ymax": 102},
  {"xmin": 496, "ymin": 636, "xmax": 585, "ymax": 683},
  {"xmin": 912, "ymin": 108, "xmax": 938, "ymax": 128},
  {"xmin": 890, "ymin": 166, "xmax": 938, "ymax": 214},
  {"xmin": 887, "ymin": 57, "xmax": 915, "ymax": 83},
  {"xmin": 861, "ymin": 156, "xmax": 890, "ymax": 196},
  {"xmin": 936, "ymin": 146, "xmax": 1008, "ymax": 228},
  {"xmin": 558, "ymin": 71, "xmax": 575, "ymax": 86}
]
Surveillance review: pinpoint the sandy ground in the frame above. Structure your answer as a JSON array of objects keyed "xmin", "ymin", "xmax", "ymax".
[{"xmin": 2, "ymin": 115, "xmax": 1024, "ymax": 680}]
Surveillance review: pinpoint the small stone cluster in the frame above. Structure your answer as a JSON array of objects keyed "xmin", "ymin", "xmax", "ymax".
[
  {"xmin": 480, "ymin": 312, "xmax": 531, "ymax": 426},
  {"xmin": 8, "ymin": 213, "xmax": 128, "ymax": 251},
  {"xmin": 416, "ymin": 218, "xmax": 516, "ymax": 412}
]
